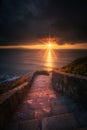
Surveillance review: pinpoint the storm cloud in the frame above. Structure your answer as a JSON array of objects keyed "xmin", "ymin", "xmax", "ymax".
[{"xmin": 0, "ymin": 0, "xmax": 87, "ymax": 45}]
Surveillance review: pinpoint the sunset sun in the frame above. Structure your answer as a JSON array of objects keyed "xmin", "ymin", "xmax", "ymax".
[
  {"xmin": 47, "ymin": 43, "xmax": 52, "ymax": 49},
  {"xmin": 48, "ymin": 43, "xmax": 52, "ymax": 47}
]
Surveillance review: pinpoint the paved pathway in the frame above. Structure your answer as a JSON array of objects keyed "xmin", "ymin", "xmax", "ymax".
[{"xmin": 4, "ymin": 73, "xmax": 87, "ymax": 130}]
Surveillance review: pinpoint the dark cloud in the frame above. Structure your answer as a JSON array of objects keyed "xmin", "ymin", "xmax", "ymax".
[{"xmin": 0, "ymin": 0, "xmax": 87, "ymax": 45}]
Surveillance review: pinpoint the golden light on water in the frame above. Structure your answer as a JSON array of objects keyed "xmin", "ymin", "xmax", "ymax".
[
  {"xmin": 44, "ymin": 49, "xmax": 57, "ymax": 71},
  {"xmin": 45, "ymin": 50, "xmax": 53, "ymax": 67},
  {"xmin": 43, "ymin": 38, "xmax": 57, "ymax": 71}
]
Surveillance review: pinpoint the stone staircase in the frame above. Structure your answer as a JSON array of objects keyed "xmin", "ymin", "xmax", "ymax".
[{"xmin": 4, "ymin": 73, "xmax": 87, "ymax": 130}]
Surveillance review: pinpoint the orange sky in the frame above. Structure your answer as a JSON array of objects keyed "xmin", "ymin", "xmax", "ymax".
[
  {"xmin": 0, "ymin": 37, "xmax": 87, "ymax": 49},
  {"xmin": 0, "ymin": 43, "xmax": 87, "ymax": 49}
]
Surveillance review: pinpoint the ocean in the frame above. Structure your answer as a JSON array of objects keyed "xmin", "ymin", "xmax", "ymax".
[{"xmin": 0, "ymin": 49, "xmax": 87, "ymax": 80}]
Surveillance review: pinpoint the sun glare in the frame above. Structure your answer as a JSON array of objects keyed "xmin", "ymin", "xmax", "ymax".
[
  {"xmin": 48, "ymin": 43, "xmax": 52, "ymax": 47},
  {"xmin": 47, "ymin": 43, "xmax": 52, "ymax": 49}
]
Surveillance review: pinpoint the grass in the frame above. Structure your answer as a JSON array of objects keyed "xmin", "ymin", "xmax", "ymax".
[
  {"xmin": 59, "ymin": 56, "xmax": 87, "ymax": 76},
  {"xmin": 0, "ymin": 74, "xmax": 29, "ymax": 94}
]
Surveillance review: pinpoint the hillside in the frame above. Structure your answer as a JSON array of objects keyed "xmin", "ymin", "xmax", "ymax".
[
  {"xmin": 59, "ymin": 57, "xmax": 87, "ymax": 76},
  {"xmin": 0, "ymin": 74, "xmax": 29, "ymax": 94}
]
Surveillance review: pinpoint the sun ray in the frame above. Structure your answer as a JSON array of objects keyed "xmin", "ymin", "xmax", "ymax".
[{"xmin": 43, "ymin": 37, "xmax": 57, "ymax": 70}]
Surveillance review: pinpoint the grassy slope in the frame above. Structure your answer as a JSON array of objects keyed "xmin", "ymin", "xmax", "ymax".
[
  {"xmin": 0, "ymin": 74, "xmax": 29, "ymax": 94},
  {"xmin": 59, "ymin": 57, "xmax": 87, "ymax": 76}
]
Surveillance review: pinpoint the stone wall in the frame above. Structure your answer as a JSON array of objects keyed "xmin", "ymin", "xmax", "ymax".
[
  {"xmin": 0, "ymin": 82, "xmax": 29, "ymax": 129},
  {"xmin": 30, "ymin": 70, "xmax": 49, "ymax": 87},
  {"xmin": 52, "ymin": 71, "xmax": 87, "ymax": 102}
]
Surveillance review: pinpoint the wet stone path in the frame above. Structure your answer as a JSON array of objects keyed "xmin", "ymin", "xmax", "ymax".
[{"xmin": 4, "ymin": 73, "xmax": 87, "ymax": 130}]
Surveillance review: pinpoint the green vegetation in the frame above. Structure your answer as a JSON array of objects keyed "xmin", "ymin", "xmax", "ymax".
[
  {"xmin": 0, "ymin": 74, "xmax": 29, "ymax": 94},
  {"xmin": 59, "ymin": 57, "xmax": 87, "ymax": 76}
]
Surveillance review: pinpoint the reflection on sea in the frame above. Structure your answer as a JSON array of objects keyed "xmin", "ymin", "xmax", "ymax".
[
  {"xmin": 46, "ymin": 50, "xmax": 53, "ymax": 68},
  {"xmin": 43, "ymin": 49, "xmax": 57, "ymax": 71}
]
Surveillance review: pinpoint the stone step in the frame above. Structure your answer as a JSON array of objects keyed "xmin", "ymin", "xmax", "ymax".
[
  {"xmin": 42, "ymin": 111, "xmax": 87, "ymax": 130},
  {"xmin": 13, "ymin": 100, "xmax": 84, "ymax": 122},
  {"xmin": 42, "ymin": 113, "xmax": 80, "ymax": 130},
  {"xmin": 4, "ymin": 112, "xmax": 87, "ymax": 130}
]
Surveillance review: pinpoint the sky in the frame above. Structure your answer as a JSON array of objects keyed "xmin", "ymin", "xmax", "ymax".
[{"xmin": 0, "ymin": 0, "xmax": 87, "ymax": 48}]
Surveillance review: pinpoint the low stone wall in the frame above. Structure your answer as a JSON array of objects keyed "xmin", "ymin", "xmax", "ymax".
[
  {"xmin": 0, "ymin": 82, "xmax": 29, "ymax": 129},
  {"xmin": 30, "ymin": 71, "xmax": 49, "ymax": 87},
  {"xmin": 52, "ymin": 71, "xmax": 87, "ymax": 102}
]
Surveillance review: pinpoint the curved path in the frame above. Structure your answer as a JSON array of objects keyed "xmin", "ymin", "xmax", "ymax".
[{"xmin": 4, "ymin": 73, "xmax": 87, "ymax": 130}]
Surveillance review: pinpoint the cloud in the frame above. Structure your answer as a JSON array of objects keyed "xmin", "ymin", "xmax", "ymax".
[
  {"xmin": 0, "ymin": 0, "xmax": 87, "ymax": 45},
  {"xmin": 46, "ymin": 0, "xmax": 87, "ymax": 44}
]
